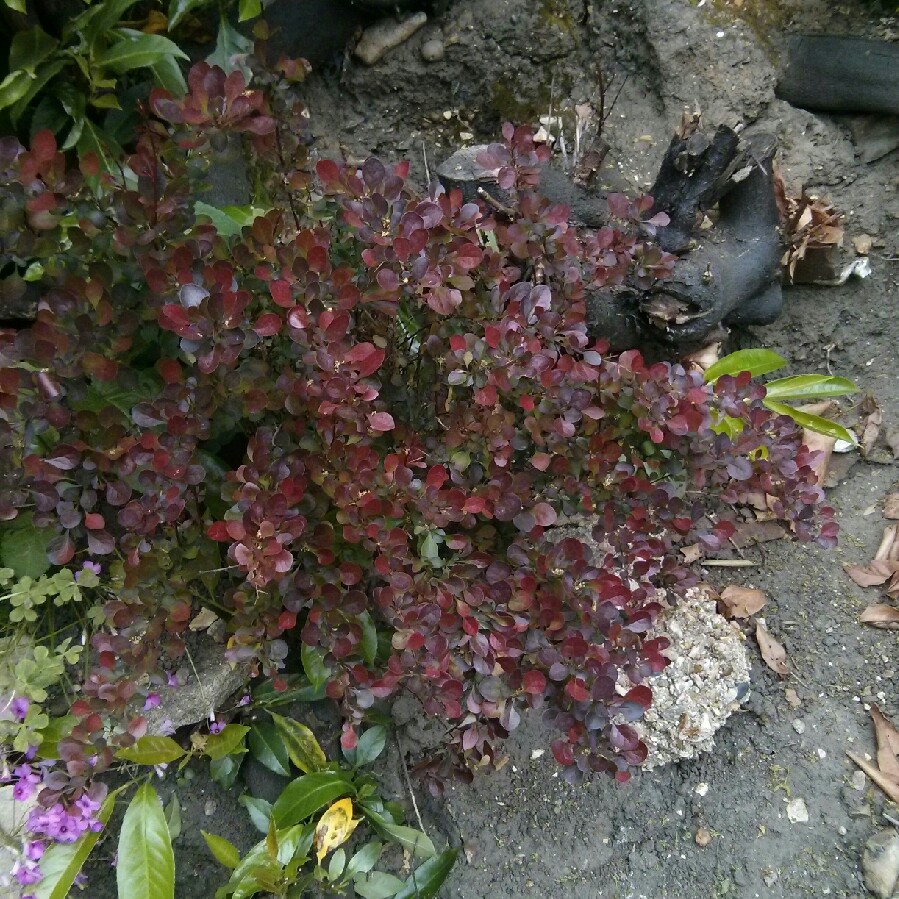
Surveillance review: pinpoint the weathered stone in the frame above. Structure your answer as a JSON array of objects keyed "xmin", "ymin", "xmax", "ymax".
[
  {"xmin": 354, "ymin": 11, "xmax": 427, "ymax": 66},
  {"xmin": 861, "ymin": 829, "xmax": 899, "ymax": 899}
]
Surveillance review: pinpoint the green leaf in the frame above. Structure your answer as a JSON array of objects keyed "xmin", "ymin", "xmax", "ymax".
[
  {"xmin": 94, "ymin": 32, "xmax": 188, "ymax": 74},
  {"xmin": 763, "ymin": 400, "xmax": 857, "ymax": 444},
  {"xmin": 79, "ymin": 0, "xmax": 140, "ymax": 46},
  {"xmin": 165, "ymin": 794, "xmax": 181, "ymax": 842},
  {"xmin": 248, "ymin": 720, "xmax": 291, "ymax": 777},
  {"xmin": 394, "ymin": 848, "xmax": 460, "ymax": 899},
  {"xmin": 353, "ymin": 871, "xmax": 407, "ymax": 899},
  {"xmin": 168, "ymin": 0, "xmax": 211, "ymax": 31},
  {"xmin": 148, "ymin": 52, "xmax": 186, "ymax": 96},
  {"xmin": 205, "ymin": 723, "xmax": 251, "ymax": 760},
  {"xmin": 9, "ymin": 27, "xmax": 59, "ymax": 74},
  {"xmin": 203, "ymin": 831, "xmax": 241, "ymax": 869},
  {"xmin": 271, "ymin": 713, "xmax": 327, "ymax": 773},
  {"xmin": 345, "ymin": 725, "xmax": 387, "ymax": 768},
  {"xmin": 238, "ymin": 0, "xmax": 261, "ymax": 21},
  {"xmin": 194, "ymin": 201, "xmax": 261, "ymax": 237},
  {"xmin": 358, "ymin": 611, "xmax": 378, "ymax": 666},
  {"xmin": 116, "ymin": 735, "xmax": 186, "ymax": 766},
  {"xmin": 252, "ymin": 673, "xmax": 326, "ymax": 707},
  {"xmin": 3, "ymin": 0, "xmax": 26, "ymax": 13},
  {"xmin": 345, "ymin": 841, "xmax": 382, "ymax": 877},
  {"xmin": 32, "ymin": 787, "xmax": 122, "ymax": 899},
  {"xmin": 34, "ymin": 715, "xmax": 75, "ymax": 759},
  {"xmin": 763, "ymin": 374, "xmax": 857, "ymax": 402},
  {"xmin": 0, "ymin": 513, "xmax": 53, "ymax": 578},
  {"xmin": 300, "ymin": 644, "xmax": 330, "ymax": 691},
  {"xmin": 9, "ymin": 57, "xmax": 67, "ymax": 125},
  {"xmin": 239, "ymin": 794, "xmax": 273, "ymax": 833},
  {"xmin": 209, "ymin": 753, "xmax": 243, "ymax": 789},
  {"xmin": 0, "ymin": 70, "xmax": 35, "ymax": 113},
  {"xmin": 116, "ymin": 783, "xmax": 175, "ymax": 899},
  {"xmin": 362, "ymin": 806, "xmax": 436, "ymax": 859},
  {"xmin": 271, "ymin": 772, "xmax": 354, "ymax": 827},
  {"xmin": 75, "ymin": 118, "xmax": 123, "ymax": 174},
  {"xmin": 703, "ymin": 349, "xmax": 787, "ymax": 383},
  {"xmin": 206, "ymin": 17, "xmax": 252, "ymax": 76}
]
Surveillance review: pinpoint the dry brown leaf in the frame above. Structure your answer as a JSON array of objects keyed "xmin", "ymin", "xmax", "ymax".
[
  {"xmin": 860, "ymin": 397, "xmax": 882, "ymax": 458},
  {"xmin": 681, "ymin": 543, "xmax": 703, "ymax": 564},
  {"xmin": 730, "ymin": 520, "xmax": 786, "ymax": 549},
  {"xmin": 859, "ymin": 603, "xmax": 899, "ymax": 629},
  {"xmin": 801, "ymin": 428, "xmax": 835, "ymax": 484},
  {"xmin": 719, "ymin": 586, "xmax": 768, "ymax": 618},
  {"xmin": 885, "ymin": 494, "xmax": 899, "ymax": 520},
  {"xmin": 874, "ymin": 525, "xmax": 899, "ymax": 562},
  {"xmin": 871, "ymin": 705, "xmax": 899, "ymax": 782},
  {"xmin": 844, "ymin": 560, "xmax": 899, "ymax": 587},
  {"xmin": 847, "ymin": 751, "xmax": 899, "ymax": 805},
  {"xmin": 784, "ymin": 688, "xmax": 802, "ymax": 709},
  {"xmin": 755, "ymin": 619, "xmax": 789, "ymax": 676}
]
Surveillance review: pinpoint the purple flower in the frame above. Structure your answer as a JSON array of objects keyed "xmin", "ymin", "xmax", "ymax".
[
  {"xmin": 238, "ymin": 694, "xmax": 251, "ymax": 707},
  {"xmin": 13, "ymin": 860, "xmax": 42, "ymax": 886},
  {"xmin": 74, "ymin": 794, "xmax": 100, "ymax": 817},
  {"xmin": 25, "ymin": 841, "xmax": 45, "ymax": 861},
  {"xmin": 166, "ymin": 672, "xmax": 180, "ymax": 689},
  {"xmin": 11, "ymin": 696, "xmax": 29, "ymax": 721},
  {"xmin": 156, "ymin": 718, "xmax": 175, "ymax": 737},
  {"xmin": 12, "ymin": 764, "xmax": 39, "ymax": 802},
  {"xmin": 209, "ymin": 720, "xmax": 225, "ymax": 735},
  {"xmin": 143, "ymin": 693, "xmax": 161, "ymax": 711}
]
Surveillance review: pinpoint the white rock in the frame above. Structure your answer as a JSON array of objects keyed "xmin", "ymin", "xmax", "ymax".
[
  {"xmin": 862, "ymin": 829, "xmax": 899, "ymax": 899},
  {"xmin": 786, "ymin": 798, "xmax": 809, "ymax": 823}
]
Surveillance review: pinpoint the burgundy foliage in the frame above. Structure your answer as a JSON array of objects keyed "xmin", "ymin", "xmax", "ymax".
[{"xmin": 0, "ymin": 62, "xmax": 836, "ymax": 798}]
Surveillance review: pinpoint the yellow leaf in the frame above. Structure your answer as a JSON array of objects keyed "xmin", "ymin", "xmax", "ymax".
[
  {"xmin": 143, "ymin": 10, "xmax": 169, "ymax": 34},
  {"xmin": 314, "ymin": 798, "xmax": 360, "ymax": 865}
]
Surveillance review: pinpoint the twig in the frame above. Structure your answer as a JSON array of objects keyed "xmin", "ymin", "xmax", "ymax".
[
  {"xmin": 703, "ymin": 559, "xmax": 757, "ymax": 568},
  {"xmin": 477, "ymin": 187, "xmax": 515, "ymax": 218},
  {"xmin": 847, "ymin": 750, "xmax": 899, "ymax": 804},
  {"xmin": 421, "ymin": 140, "xmax": 432, "ymax": 196},
  {"xmin": 394, "ymin": 732, "xmax": 428, "ymax": 838}
]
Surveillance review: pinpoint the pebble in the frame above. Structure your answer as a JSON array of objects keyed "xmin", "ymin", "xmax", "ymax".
[
  {"xmin": 851, "ymin": 770, "xmax": 867, "ymax": 791},
  {"xmin": 786, "ymin": 798, "xmax": 809, "ymax": 823},
  {"xmin": 695, "ymin": 826, "xmax": 713, "ymax": 847},
  {"xmin": 862, "ymin": 829, "xmax": 899, "ymax": 899},
  {"xmin": 792, "ymin": 719, "xmax": 806, "ymax": 735},
  {"xmin": 421, "ymin": 37, "xmax": 445, "ymax": 62},
  {"xmin": 204, "ymin": 799, "xmax": 217, "ymax": 816}
]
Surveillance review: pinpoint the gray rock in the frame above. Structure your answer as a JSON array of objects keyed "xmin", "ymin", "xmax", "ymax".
[
  {"xmin": 861, "ymin": 828, "xmax": 899, "ymax": 899},
  {"xmin": 421, "ymin": 37, "xmax": 445, "ymax": 62},
  {"xmin": 354, "ymin": 11, "xmax": 427, "ymax": 65},
  {"xmin": 848, "ymin": 116, "xmax": 899, "ymax": 165},
  {"xmin": 143, "ymin": 637, "xmax": 250, "ymax": 733}
]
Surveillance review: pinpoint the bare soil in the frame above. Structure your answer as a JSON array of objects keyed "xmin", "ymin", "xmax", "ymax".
[{"xmin": 85, "ymin": 0, "xmax": 899, "ymax": 896}]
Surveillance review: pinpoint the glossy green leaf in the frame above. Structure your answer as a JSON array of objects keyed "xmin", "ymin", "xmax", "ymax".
[
  {"xmin": 239, "ymin": 794, "xmax": 272, "ymax": 833},
  {"xmin": 116, "ymin": 735, "xmax": 186, "ymax": 766},
  {"xmin": 353, "ymin": 870, "xmax": 407, "ymax": 899},
  {"xmin": 116, "ymin": 783, "xmax": 175, "ymax": 899},
  {"xmin": 344, "ymin": 725, "xmax": 387, "ymax": 767},
  {"xmin": 205, "ymin": 723, "xmax": 250, "ymax": 760},
  {"xmin": 300, "ymin": 643, "xmax": 330, "ymax": 691},
  {"xmin": 271, "ymin": 772, "xmax": 354, "ymax": 827},
  {"xmin": 165, "ymin": 794, "xmax": 181, "ymax": 842},
  {"xmin": 248, "ymin": 720, "xmax": 291, "ymax": 777},
  {"xmin": 168, "ymin": 0, "xmax": 211, "ymax": 31},
  {"xmin": 271, "ymin": 713, "xmax": 327, "ymax": 773},
  {"xmin": 94, "ymin": 32, "xmax": 188, "ymax": 74},
  {"xmin": 9, "ymin": 57, "xmax": 66, "ymax": 125},
  {"xmin": 345, "ymin": 841, "xmax": 382, "ymax": 877},
  {"xmin": 206, "ymin": 18, "xmax": 252, "ymax": 76},
  {"xmin": 238, "ymin": 0, "xmax": 261, "ymax": 21},
  {"xmin": 203, "ymin": 831, "xmax": 241, "ymax": 869},
  {"xmin": 222, "ymin": 837, "xmax": 282, "ymax": 899},
  {"xmin": 362, "ymin": 805, "xmax": 436, "ymax": 859},
  {"xmin": 148, "ymin": 52, "xmax": 186, "ymax": 96},
  {"xmin": 0, "ymin": 70, "xmax": 34, "ymax": 112},
  {"xmin": 703, "ymin": 349, "xmax": 786, "ymax": 383},
  {"xmin": 75, "ymin": 118, "xmax": 123, "ymax": 174},
  {"xmin": 252, "ymin": 673, "xmax": 326, "ymax": 707},
  {"xmin": 0, "ymin": 513, "xmax": 53, "ymax": 578},
  {"xmin": 763, "ymin": 400, "xmax": 856, "ymax": 444},
  {"xmin": 763, "ymin": 374, "xmax": 857, "ymax": 402},
  {"xmin": 80, "ymin": 0, "xmax": 141, "ymax": 45},
  {"xmin": 194, "ymin": 201, "xmax": 261, "ymax": 237},
  {"xmin": 394, "ymin": 848, "xmax": 460, "ymax": 899},
  {"xmin": 358, "ymin": 611, "xmax": 378, "ymax": 665},
  {"xmin": 34, "ymin": 715, "xmax": 75, "ymax": 759},
  {"xmin": 3, "ymin": 0, "xmax": 26, "ymax": 13},
  {"xmin": 209, "ymin": 752, "xmax": 243, "ymax": 789},
  {"xmin": 33, "ymin": 787, "xmax": 121, "ymax": 899},
  {"xmin": 9, "ymin": 27, "xmax": 59, "ymax": 74}
]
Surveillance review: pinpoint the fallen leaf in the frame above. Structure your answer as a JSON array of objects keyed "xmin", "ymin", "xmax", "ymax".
[
  {"xmin": 681, "ymin": 543, "xmax": 703, "ymax": 564},
  {"xmin": 314, "ymin": 798, "xmax": 361, "ymax": 864},
  {"xmin": 801, "ymin": 428, "xmax": 835, "ymax": 484},
  {"xmin": 870, "ymin": 706, "xmax": 899, "ymax": 783},
  {"xmin": 874, "ymin": 525, "xmax": 899, "ymax": 562},
  {"xmin": 719, "ymin": 586, "xmax": 768, "ymax": 618},
  {"xmin": 859, "ymin": 397, "xmax": 882, "ymax": 458},
  {"xmin": 860, "ymin": 603, "xmax": 899, "ymax": 629},
  {"xmin": 852, "ymin": 233, "xmax": 874, "ymax": 255},
  {"xmin": 189, "ymin": 607, "xmax": 220, "ymax": 631},
  {"xmin": 843, "ymin": 560, "xmax": 899, "ymax": 587},
  {"xmin": 730, "ymin": 520, "xmax": 785, "ymax": 548},
  {"xmin": 755, "ymin": 619, "xmax": 789, "ymax": 676},
  {"xmin": 885, "ymin": 494, "xmax": 899, "ymax": 520},
  {"xmin": 847, "ymin": 751, "xmax": 899, "ymax": 805}
]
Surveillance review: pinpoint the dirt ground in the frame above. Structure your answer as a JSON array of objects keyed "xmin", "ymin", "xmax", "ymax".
[{"xmin": 81, "ymin": 0, "xmax": 899, "ymax": 896}]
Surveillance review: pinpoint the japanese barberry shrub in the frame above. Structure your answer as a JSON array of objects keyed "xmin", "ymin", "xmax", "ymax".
[{"xmin": 0, "ymin": 59, "xmax": 836, "ymax": 810}]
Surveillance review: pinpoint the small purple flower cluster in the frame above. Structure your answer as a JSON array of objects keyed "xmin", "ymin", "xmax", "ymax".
[{"xmin": 4, "ymin": 765, "xmax": 106, "ymax": 898}]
